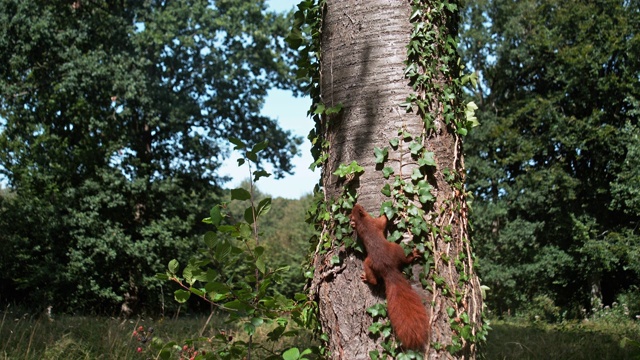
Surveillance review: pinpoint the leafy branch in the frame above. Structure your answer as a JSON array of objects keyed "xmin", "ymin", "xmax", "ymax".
[{"xmin": 154, "ymin": 138, "xmax": 320, "ymax": 360}]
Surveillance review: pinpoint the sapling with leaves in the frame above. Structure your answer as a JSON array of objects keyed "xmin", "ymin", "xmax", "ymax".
[{"xmin": 154, "ymin": 138, "xmax": 320, "ymax": 360}]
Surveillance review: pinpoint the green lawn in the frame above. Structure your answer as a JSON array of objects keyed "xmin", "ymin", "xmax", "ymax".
[
  {"xmin": 2, "ymin": 307, "xmax": 640, "ymax": 359},
  {"xmin": 0, "ymin": 308, "xmax": 313, "ymax": 359},
  {"xmin": 483, "ymin": 318, "xmax": 640, "ymax": 360}
]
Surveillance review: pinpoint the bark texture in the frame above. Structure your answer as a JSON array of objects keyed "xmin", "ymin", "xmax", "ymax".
[{"xmin": 311, "ymin": 1, "xmax": 483, "ymax": 359}]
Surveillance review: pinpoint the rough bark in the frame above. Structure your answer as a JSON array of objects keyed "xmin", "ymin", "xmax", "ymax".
[{"xmin": 311, "ymin": 1, "xmax": 483, "ymax": 359}]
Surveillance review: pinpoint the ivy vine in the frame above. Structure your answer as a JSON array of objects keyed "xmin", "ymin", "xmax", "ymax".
[
  {"xmin": 404, "ymin": 0, "xmax": 488, "ymax": 356},
  {"xmin": 289, "ymin": 0, "xmax": 488, "ymax": 358}
]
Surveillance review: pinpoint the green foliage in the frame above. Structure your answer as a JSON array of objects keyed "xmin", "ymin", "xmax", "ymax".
[
  {"xmin": 158, "ymin": 138, "xmax": 319, "ymax": 359},
  {"xmin": 0, "ymin": 0, "xmax": 301, "ymax": 312},
  {"xmin": 223, "ymin": 180, "xmax": 314, "ymax": 298},
  {"xmin": 461, "ymin": 0, "xmax": 640, "ymax": 315},
  {"xmin": 332, "ymin": 161, "xmax": 364, "ymax": 178},
  {"xmin": 258, "ymin": 195, "xmax": 315, "ymax": 298},
  {"xmin": 288, "ymin": 0, "xmax": 326, "ymax": 174},
  {"xmin": 405, "ymin": 0, "xmax": 478, "ymax": 136}
]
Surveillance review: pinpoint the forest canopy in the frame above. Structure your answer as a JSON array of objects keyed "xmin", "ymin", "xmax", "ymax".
[
  {"xmin": 461, "ymin": 0, "xmax": 640, "ymax": 316},
  {"xmin": 0, "ymin": 0, "xmax": 302, "ymax": 312}
]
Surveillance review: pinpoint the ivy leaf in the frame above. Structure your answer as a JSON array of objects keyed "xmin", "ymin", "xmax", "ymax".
[
  {"xmin": 381, "ymin": 183, "xmax": 391, "ymax": 197},
  {"xmin": 313, "ymin": 103, "xmax": 326, "ymax": 115},
  {"xmin": 381, "ymin": 201, "xmax": 395, "ymax": 220},
  {"xmin": 396, "ymin": 353, "xmax": 416, "ymax": 360},
  {"xmin": 399, "ymin": 100, "xmax": 413, "ymax": 112},
  {"xmin": 419, "ymin": 185, "xmax": 435, "ymax": 204},
  {"xmin": 447, "ymin": 307, "xmax": 456, "ymax": 317},
  {"xmin": 374, "ymin": 147, "xmax": 388, "ymax": 164},
  {"xmin": 285, "ymin": 28, "xmax": 304, "ymax": 48},
  {"xmin": 325, "ymin": 103, "xmax": 343, "ymax": 115},
  {"xmin": 418, "ymin": 151, "xmax": 436, "ymax": 167},
  {"xmin": 382, "ymin": 166, "xmax": 394, "ymax": 179},
  {"xmin": 381, "ymin": 325, "xmax": 392, "ymax": 338},
  {"xmin": 409, "ymin": 141, "xmax": 422, "ymax": 155},
  {"xmin": 411, "ymin": 167, "xmax": 423, "ymax": 181},
  {"xmin": 409, "ymin": 217, "xmax": 424, "ymax": 236},
  {"xmin": 389, "ymin": 138, "xmax": 399, "ymax": 149},
  {"xmin": 464, "ymin": 101, "xmax": 480, "ymax": 127},
  {"xmin": 333, "ymin": 161, "xmax": 364, "ymax": 178},
  {"xmin": 460, "ymin": 312, "xmax": 470, "ymax": 324},
  {"xmin": 368, "ymin": 322, "xmax": 382, "ymax": 334},
  {"xmin": 461, "ymin": 325, "xmax": 472, "ymax": 340},
  {"xmin": 400, "ymin": 129, "xmax": 413, "ymax": 140},
  {"xmin": 407, "ymin": 204, "xmax": 422, "ymax": 218},
  {"xmin": 366, "ymin": 303, "xmax": 387, "ymax": 317},
  {"xmin": 404, "ymin": 183, "xmax": 415, "ymax": 194},
  {"xmin": 388, "ymin": 230, "xmax": 403, "ymax": 242}
]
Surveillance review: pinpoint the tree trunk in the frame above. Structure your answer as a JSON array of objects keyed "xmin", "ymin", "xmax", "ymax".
[{"xmin": 309, "ymin": 1, "xmax": 484, "ymax": 358}]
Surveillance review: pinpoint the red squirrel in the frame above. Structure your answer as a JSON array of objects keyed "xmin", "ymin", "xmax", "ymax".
[{"xmin": 350, "ymin": 203, "xmax": 430, "ymax": 350}]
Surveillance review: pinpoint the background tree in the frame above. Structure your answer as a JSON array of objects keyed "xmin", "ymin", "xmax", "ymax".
[
  {"xmin": 461, "ymin": 0, "xmax": 640, "ymax": 316},
  {"xmin": 0, "ymin": 0, "xmax": 301, "ymax": 312},
  {"xmin": 294, "ymin": 0, "xmax": 485, "ymax": 358}
]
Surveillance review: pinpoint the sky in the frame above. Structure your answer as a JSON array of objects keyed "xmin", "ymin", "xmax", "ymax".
[{"xmin": 218, "ymin": 0, "xmax": 319, "ymax": 199}]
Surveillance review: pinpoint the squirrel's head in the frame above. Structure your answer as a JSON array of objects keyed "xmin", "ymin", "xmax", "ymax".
[{"xmin": 350, "ymin": 204, "xmax": 366, "ymax": 228}]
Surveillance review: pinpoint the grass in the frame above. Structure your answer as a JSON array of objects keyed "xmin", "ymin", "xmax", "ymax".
[
  {"xmin": 1, "ymin": 309, "xmax": 140, "ymax": 359},
  {"xmin": 0, "ymin": 307, "xmax": 315, "ymax": 360},
  {"xmin": 483, "ymin": 317, "xmax": 640, "ymax": 360},
  {"xmin": 2, "ymin": 306, "xmax": 640, "ymax": 359}
]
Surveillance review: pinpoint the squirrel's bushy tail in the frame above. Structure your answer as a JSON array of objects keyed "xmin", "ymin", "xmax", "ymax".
[{"xmin": 385, "ymin": 271, "xmax": 430, "ymax": 350}]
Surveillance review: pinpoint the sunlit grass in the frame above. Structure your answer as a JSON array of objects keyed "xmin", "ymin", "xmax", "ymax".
[
  {"xmin": 0, "ymin": 306, "xmax": 316, "ymax": 360},
  {"xmin": 483, "ymin": 316, "xmax": 640, "ymax": 360},
  {"xmin": 3, "ymin": 305, "xmax": 640, "ymax": 359}
]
